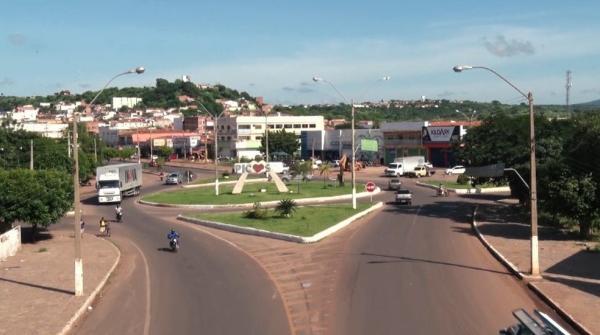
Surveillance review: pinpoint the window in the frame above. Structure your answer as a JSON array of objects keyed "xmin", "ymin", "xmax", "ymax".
[
  {"xmin": 275, "ymin": 124, "xmax": 283, "ymax": 129},
  {"xmin": 302, "ymin": 124, "xmax": 308, "ymax": 128},
  {"xmin": 284, "ymin": 124, "xmax": 292, "ymax": 129},
  {"xmin": 226, "ymin": 125, "xmax": 231, "ymax": 130},
  {"xmin": 309, "ymin": 124, "xmax": 316, "ymax": 128},
  {"xmin": 238, "ymin": 125, "xmax": 251, "ymax": 129},
  {"xmin": 268, "ymin": 125, "xmax": 275, "ymax": 129},
  {"xmin": 238, "ymin": 136, "xmax": 250, "ymax": 140},
  {"xmin": 254, "ymin": 125, "xmax": 262, "ymax": 130},
  {"xmin": 227, "ymin": 136, "xmax": 232, "ymax": 140},
  {"xmin": 293, "ymin": 124, "xmax": 301, "ymax": 128},
  {"xmin": 256, "ymin": 136, "xmax": 263, "ymax": 140}
]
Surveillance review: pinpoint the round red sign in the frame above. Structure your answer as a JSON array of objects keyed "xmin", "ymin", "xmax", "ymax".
[{"xmin": 365, "ymin": 182, "xmax": 376, "ymax": 192}]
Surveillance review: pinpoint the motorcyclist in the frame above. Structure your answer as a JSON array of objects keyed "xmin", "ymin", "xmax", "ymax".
[
  {"xmin": 115, "ymin": 204, "xmax": 123, "ymax": 222},
  {"xmin": 167, "ymin": 229, "xmax": 180, "ymax": 243},
  {"xmin": 437, "ymin": 183, "xmax": 447, "ymax": 197}
]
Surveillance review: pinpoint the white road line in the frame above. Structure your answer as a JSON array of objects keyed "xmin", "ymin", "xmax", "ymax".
[{"xmin": 129, "ymin": 240, "xmax": 152, "ymax": 335}]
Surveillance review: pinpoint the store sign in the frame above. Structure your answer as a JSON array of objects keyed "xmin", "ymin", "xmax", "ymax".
[{"xmin": 426, "ymin": 126, "xmax": 455, "ymax": 142}]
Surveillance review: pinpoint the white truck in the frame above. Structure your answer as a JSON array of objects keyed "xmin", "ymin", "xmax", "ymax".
[
  {"xmin": 385, "ymin": 156, "xmax": 425, "ymax": 177},
  {"xmin": 96, "ymin": 163, "xmax": 143, "ymax": 204}
]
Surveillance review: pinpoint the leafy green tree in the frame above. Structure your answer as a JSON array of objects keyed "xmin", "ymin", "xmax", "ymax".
[
  {"xmin": 319, "ymin": 162, "xmax": 332, "ymax": 187},
  {"xmin": 547, "ymin": 174, "xmax": 597, "ymax": 238},
  {"xmin": 0, "ymin": 169, "xmax": 73, "ymax": 237},
  {"xmin": 155, "ymin": 146, "xmax": 173, "ymax": 158},
  {"xmin": 259, "ymin": 129, "xmax": 299, "ymax": 158}
]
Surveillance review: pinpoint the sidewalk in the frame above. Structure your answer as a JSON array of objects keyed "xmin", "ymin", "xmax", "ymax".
[
  {"xmin": 0, "ymin": 224, "xmax": 119, "ymax": 335},
  {"xmin": 474, "ymin": 203, "xmax": 599, "ymax": 334}
]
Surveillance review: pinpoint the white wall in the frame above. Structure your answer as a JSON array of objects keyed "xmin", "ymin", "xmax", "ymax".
[{"xmin": 0, "ymin": 226, "xmax": 21, "ymax": 261}]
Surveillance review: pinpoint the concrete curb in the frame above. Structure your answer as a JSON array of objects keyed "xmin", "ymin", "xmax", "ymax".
[
  {"xmin": 182, "ymin": 178, "xmax": 268, "ymax": 189},
  {"xmin": 177, "ymin": 202, "xmax": 384, "ymax": 244},
  {"xmin": 139, "ymin": 187, "xmax": 381, "ymax": 209},
  {"xmin": 471, "ymin": 205, "xmax": 592, "ymax": 335},
  {"xmin": 57, "ymin": 237, "xmax": 122, "ymax": 335},
  {"xmin": 416, "ymin": 182, "xmax": 510, "ymax": 194}
]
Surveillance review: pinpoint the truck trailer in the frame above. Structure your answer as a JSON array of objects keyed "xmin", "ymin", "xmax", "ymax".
[
  {"xmin": 96, "ymin": 163, "xmax": 143, "ymax": 204},
  {"xmin": 385, "ymin": 156, "xmax": 425, "ymax": 177}
]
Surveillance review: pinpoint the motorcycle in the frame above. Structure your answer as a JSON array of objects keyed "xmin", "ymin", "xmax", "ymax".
[
  {"xmin": 116, "ymin": 211, "xmax": 123, "ymax": 223},
  {"xmin": 436, "ymin": 187, "xmax": 449, "ymax": 197},
  {"xmin": 169, "ymin": 238, "xmax": 179, "ymax": 252}
]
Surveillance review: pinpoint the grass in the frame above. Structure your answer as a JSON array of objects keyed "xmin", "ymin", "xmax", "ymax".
[
  {"xmin": 144, "ymin": 180, "xmax": 361, "ymax": 205},
  {"xmin": 191, "ymin": 203, "xmax": 371, "ymax": 237},
  {"xmin": 422, "ymin": 180, "xmax": 506, "ymax": 189}
]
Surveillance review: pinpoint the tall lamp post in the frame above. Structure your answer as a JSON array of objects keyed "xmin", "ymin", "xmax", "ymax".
[
  {"xmin": 197, "ymin": 102, "xmax": 226, "ymax": 195},
  {"xmin": 453, "ymin": 65, "xmax": 539, "ymax": 277},
  {"xmin": 455, "ymin": 109, "xmax": 477, "ymax": 123},
  {"xmin": 312, "ymin": 76, "xmax": 390, "ymax": 210},
  {"xmin": 72, "ymin": 66, "xmax": 144, "ymax": 296}
]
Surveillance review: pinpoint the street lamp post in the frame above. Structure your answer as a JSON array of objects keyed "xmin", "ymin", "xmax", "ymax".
[
  {"xmin": 72, "ymin": 66, "xmax": 144, "ymax": 296},
  {"xmin": 455, "ymin": 109, "xmax": 476, "ymax": 123},
  {"xmin": 263, "ymin": 106, "xmax": 270, "ymax": 163},
  {"xmin": 313, "ymin": 76, "xmax": 390, "ymax": 210},
  {"xmin": 197, "ymin": 102, "xmax": 225, "ymax": 195},
  {"xmin": 453, "ymin": 65, "xmax": 539, "ymax": 277}
]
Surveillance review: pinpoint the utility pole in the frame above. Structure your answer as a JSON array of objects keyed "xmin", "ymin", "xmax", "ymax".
[
  {"xmin": 351, "ymin": 100, "xmax": 357, "ymax": 210},
  {"xmin": 30, "ymin": 139, "xmax": 33, "ymax": 170},
  {"xmin": 67, "ymin": 129, "xmax": 71, "ymax": 158},
  {"xmin": 566, "ymin": 70, "xmax": 572, "ymax": 116},
  {"xmin": 93, "ymin": 137, "xmax": 97, "ymax": 163},
  {"xmin": 72, "ymin": 114, "xmax": 83, "ymax": 296}
]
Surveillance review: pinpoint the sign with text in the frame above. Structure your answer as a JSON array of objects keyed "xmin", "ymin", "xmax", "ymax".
[{"xmin": 425, "ymin": 126, "xmax": 456, "ymax": 142}]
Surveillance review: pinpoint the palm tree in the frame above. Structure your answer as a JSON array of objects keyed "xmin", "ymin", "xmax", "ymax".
[{"xmin": 319, "ymin": 162, "xmax": 331, "ymax": 187}]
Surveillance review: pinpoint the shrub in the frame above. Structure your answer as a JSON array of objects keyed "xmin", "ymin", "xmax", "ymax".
[
  {"xmin": 222, "ymin": 171, "xmax": 230, "ymax": 178},
  {"xmin": 456, "ymin": 174, "xmax": 470, "ymax": 185},
  {"xmin": 243, "ymin": 202, "xmax": 268, "ymax": 219},
  {"xmin": 275, "ymin": 199, "xmax": 298, "ymax": 218}
]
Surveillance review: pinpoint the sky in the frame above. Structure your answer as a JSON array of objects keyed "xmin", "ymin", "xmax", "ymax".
[{"xmin": 2, "ymin": 0, "xmax": 600, "ymax": 106}]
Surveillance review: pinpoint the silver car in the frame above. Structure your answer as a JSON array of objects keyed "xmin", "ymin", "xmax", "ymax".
[
  {"xmin": 165, "ymin": 173, "xmax": 182, "ymax": 185},
  {"xmin": 388, "ymin": 178, "xmax": 402, "ymax": 190}
]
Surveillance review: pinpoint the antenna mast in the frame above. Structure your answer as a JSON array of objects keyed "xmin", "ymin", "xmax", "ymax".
[{"xmin": 566, "ymin": 70, "xmax": 572, "ymax": 115}]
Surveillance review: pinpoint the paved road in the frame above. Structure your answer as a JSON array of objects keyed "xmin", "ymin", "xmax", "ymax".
[
  {"xmin": 71, "ymin": 172, "xmax": 290, "ymax": 335},
  {"xmin": 333, "ymin": 177, "xmax": 576, "ymax": 334}
]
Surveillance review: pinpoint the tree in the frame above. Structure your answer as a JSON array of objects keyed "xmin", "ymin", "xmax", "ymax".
[
  {"xmin": 547, "ymin": 174, "xmax": 597, "ymax": 238},
  {"xmin": 319, "ymin": 162, "xmax": 332, "ymax": 187},
  {"xmin": 259, "ymin": 129, "xmax": 299, "ymax": 158},
  {"xmin": 0, "ymin": 169, "xmax": 73, "ymax": 237}
]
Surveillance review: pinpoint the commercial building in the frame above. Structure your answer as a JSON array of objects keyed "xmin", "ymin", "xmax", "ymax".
[
  {"xmin": 300, "ymin": 129, "xmax": 384, "ymax": 164},
  {"xmin": 112, "ymin": 97, "xmax": 142, "ymax": 110},
  {"xmin": 381, "ymin": 121, "xmax": 427, "ymax": 164}
]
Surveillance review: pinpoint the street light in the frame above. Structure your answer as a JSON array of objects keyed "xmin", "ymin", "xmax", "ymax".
[
  {"xmin": 72, "ymin": 66, "xmax": 144, "ymax": 296},
  {"xmin": 455, "ymin": 109, "xmax": 477, "ymax": 123},
  {"xmin": 197, "ymin": 102, "xmax": 226, "ymax": 195},
  {"xmin": 313, "ymin": 75, "xmax": 390, "ymax": 210},
  {"xmin": 453, "ymin": 64, "xmax": 540, "ymax": 277}
]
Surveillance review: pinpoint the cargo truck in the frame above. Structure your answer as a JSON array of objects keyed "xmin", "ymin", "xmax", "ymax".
[
  {"xmin": 96, "ymin": 163, "xmax": 143, "ymax": 204},
  {"xmin": 385, "ymin": 156, "xmax": 425, "ymax": 177}
]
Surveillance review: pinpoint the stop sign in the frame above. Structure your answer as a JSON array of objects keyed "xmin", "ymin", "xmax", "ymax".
[{"xmin": 365, "ymin": 182, "xmax": 376, "ymax": 192}]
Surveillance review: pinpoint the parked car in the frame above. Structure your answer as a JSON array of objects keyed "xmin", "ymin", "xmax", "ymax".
[
  {"xmin": 388, "ymin": 178, "xmax": 402, "ymax": 190},
  {"xmin": 406, "ymin": 166, "xmax": 428, "ymax": 178},
  {"xmin": 333, "ymin": 160, "xmax": 340, "ymax": 167},
  {"xmin": 395, "ymin": 189, "xmax": 412, "ymax": 205},
  {"xmin": 445, "ymin": 165, "xmax": 466, "ymax": 175},
  {"xmin": 165, "ymin": 173, "xmax": 182, "ymax": 185}
]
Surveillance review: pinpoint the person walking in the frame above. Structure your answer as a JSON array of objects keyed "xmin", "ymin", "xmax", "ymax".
[{"xmin": 80, "ymin": 217, "xmax": 85, "ymax": 238}]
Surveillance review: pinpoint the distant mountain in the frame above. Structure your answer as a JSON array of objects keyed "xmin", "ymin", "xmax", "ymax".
[{"xmin": 576, "ymin": 99, "xmax": 600, "ymax": 106}]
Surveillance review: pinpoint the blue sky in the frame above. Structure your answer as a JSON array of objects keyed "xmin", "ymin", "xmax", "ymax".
[{"xmin": 2, "ymin": 0, "xmax": 600, "ymax": 105}]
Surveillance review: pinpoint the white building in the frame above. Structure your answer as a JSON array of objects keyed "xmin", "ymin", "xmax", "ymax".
[
  {"xmin": 16, "ymin": 122, "xmax": 69, "ymax": 138},
  {"xmin": 218, "ymin": 114, "xmax": 324, "ymax": 159},
  {"xmin": 9, "ymin": 106, "xmax": 38, "ymax": 122},
  {"xmin": 112, "ymin": 97, "xmax": 142, "ymax": 110}
]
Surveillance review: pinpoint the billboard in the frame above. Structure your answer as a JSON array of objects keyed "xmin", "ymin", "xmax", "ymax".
[{"xmin": 360, "ymin": 138, "xmax": 378, "ymax": 152}]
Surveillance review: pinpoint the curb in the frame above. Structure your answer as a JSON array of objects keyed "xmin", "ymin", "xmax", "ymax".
[
  {"xmin": 416, "ymin": 182, "xmax": 510, "ymax": 194},
  {"xmin": 139, "ymin": 187, "xmax": 381, "ymax": 209},
  {"xmin": 182, "ymin": 178, "xmax": 268, "ymax": 189},
  {"xmin": 177, "ymin": 202, "xmax": 384, "ymax": 243},
  {"xmin": 471, "ymin": 205, "xmax": 592, "ymax": 335},
  {"xmin": 57, "ymin": 237, "xmax": 122, "ymax": 335}
]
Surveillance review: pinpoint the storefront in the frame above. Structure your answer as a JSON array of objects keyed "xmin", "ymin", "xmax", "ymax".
[{"xmin": 422, "ymin": 123, "xmax": 462, "ymax": 167}]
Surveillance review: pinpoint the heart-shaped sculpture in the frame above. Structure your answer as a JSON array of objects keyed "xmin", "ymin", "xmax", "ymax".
[{"xmin": 252, "ymin": 164, "xmax": 265, "ymax": 173}]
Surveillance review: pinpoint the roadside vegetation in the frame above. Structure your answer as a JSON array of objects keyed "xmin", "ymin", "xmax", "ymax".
[
  {"xmin": 454, "ymin": 111, "xmax": 600, "ymax": 239},
  {"xmin": 192, "ymin": 203, "xmax": 370, "ymax": 237}
]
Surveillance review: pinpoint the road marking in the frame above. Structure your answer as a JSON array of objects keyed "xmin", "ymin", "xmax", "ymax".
[{"xmin": 129, "ymin": 240, "xmax": 151, "ymax": 335}]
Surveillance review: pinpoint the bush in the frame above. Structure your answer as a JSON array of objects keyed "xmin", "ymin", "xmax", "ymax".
[
  {"xmin": 222, "ymin": 171, "xmax": 230, "ymax": 178},
  {"xmin": 243, "ymin": 202, "xmax": 268, "ymax": 219},
  {"xmin": 456, "ymin": 174, "xmax": 470, "ymax": 185},
  {"xmin": 275, "ymin": 199, "xmax": 298, "ymax": 218}
]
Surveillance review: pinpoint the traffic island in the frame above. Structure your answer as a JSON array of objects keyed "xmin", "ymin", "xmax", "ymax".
[
  {"xmin": 140, "ymin": 181, "xmax": 379, "ymax": 209},
  {"xmin": 178, "ymin": 202, "xmax": 383, "ymax": 243}
]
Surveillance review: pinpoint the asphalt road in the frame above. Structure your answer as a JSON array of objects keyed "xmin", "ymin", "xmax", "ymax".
[
  {"xmin": 333, "ymin": 178, "xmax": 576, "ymax": 334},
  {"xmin": 71, "ymin": 172, "xmax": 290, "ymax": 335}
]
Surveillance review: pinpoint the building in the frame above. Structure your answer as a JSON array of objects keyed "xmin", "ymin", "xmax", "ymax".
[
  {"xmin": 218, "ymin": 114, "xmax": 324, "ymax": 159},
  {"xmin": 182, "ymin": 115, "xmax": 214, "ymax": 135},
  {"xmin": 381, "ymin": 121, "xmax": 427, "ymax": 164},
  {"xmin": 15, "ymin": 122, "xmax": 69, "ymax": 138},
  {"xmin": 112, "ymin": 97, "xmax": 142, "ymax": 110},
  {"xmin": 422, "ymin": 121, "xmax": 480, "ymax": 167},
  {"xmin": 300, "ymin": 129, "xmax": 384, "ymax": 163}
]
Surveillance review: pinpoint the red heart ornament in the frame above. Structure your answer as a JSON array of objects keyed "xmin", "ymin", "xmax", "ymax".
[{"xmin": 253, "ymin": 164, "xmax": 265, "ymax": 173}]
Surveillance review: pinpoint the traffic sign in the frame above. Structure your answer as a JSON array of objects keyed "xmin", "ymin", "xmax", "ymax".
[{"xmin": 365, "ymin": 182, "xmax": 376, "ymax": 192}]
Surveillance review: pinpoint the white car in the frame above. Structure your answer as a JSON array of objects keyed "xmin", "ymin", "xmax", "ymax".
[
  {"xmin": 423, "ymin": 162, "xmax": 433, "ymax": 169},
  {"xmin": 445, "ymin": 165, "xmax": 466, "ymax": 175}
]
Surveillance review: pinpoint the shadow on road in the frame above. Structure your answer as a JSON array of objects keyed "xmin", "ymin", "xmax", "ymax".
[
  {"xmin": 0, "ymin": 276, "xmax": 74, "ymax": 295},
  {"xmin": 360, "ymin": 252, "xmax": 511, "ymax": 276},
  {"xmin": 20, "ymin": 227, "xmax": 53, "ymax": 244},
  {"xmin": 545, "ymin": 250, "xmax": 600, "ymax": 282},
  {"xmin": 157, "ymin": 247, "xmax": 177, "ymax": 253}
]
